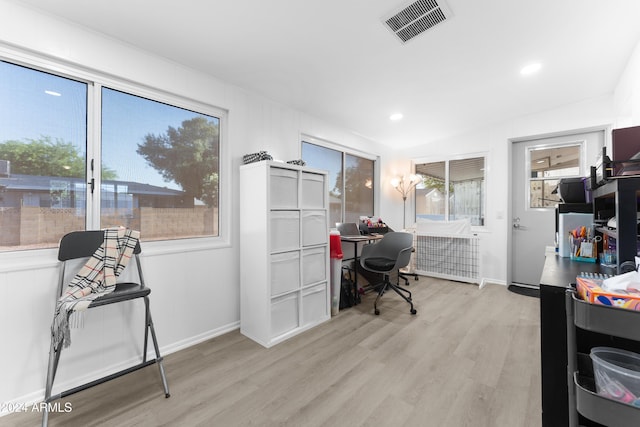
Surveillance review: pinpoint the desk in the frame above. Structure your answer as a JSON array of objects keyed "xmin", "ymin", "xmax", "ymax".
[{"xmin": 340, "ymin": 234, "xmax": 383, "ymax": 304}]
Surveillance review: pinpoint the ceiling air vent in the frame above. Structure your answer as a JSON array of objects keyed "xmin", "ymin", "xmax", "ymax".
[{"xmin": 383, "ymin": 0, "xmax": 452, "ymax": 44}]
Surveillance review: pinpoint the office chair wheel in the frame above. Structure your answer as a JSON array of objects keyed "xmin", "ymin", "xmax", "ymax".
[
  {"xmin": 374, "ymin": 309, "xmax": 380, "ymax": 315},
  {"xmin": 410, "ymin": 309, "xmax": 417, "ymax": 315}
]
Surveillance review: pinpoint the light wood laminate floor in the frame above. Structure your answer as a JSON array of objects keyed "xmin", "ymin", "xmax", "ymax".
[{"xmin": 4, "ymin": 277, "xmax": 541, "ymax": 426}]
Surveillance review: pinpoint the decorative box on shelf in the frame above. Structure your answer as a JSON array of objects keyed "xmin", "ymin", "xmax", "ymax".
[{"xmin": 576, "ymin": 276, "xmax": 640, "ymax": 311}]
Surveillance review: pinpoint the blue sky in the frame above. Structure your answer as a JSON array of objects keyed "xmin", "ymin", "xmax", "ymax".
[
  {"xmin": 0, "ymin": 61, "xmax": 216, "ymax": 190},
  {"xmin": 0, "ymin": 61, "xmax": 86, "ymax": 147},
  {"xmin": 102, "ymin": 88, "xmax": 212, "ymax": 190},
  {"xmin": 301, "ymin": 142, "xmax": 341, "ymax": 193}
]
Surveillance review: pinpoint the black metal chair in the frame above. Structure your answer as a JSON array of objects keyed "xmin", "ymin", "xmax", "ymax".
[
  {"xmin": 42, "ymin": 230, "xmax": 170, "ymax": 426},
  {"xmin": 360, "ymin": 231, "xmax": 417, "ymax": 315}
]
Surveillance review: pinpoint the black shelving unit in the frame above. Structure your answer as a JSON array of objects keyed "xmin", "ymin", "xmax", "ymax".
[{"xmin": 592, "ymin": 176, "xmax": 640, "ymax": 273}]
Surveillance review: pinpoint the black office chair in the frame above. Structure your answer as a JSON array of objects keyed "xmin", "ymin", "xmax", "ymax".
[
  {"xmin": 369, "ymin": 224, "xmax": 418, "ymax": 286},
  {"xmin": 399, "ymin": 269, "xmax": 419, "ymax": 286},
  {"xmin": 360, "ymin": 231, "xmax": 417, "ymax": 315},
  {"xmin": 42, "ymin": 230, "xmax": 170, "ymax": 426}
]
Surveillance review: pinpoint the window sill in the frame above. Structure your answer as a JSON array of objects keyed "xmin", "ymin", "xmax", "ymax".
[{"xmin": 0, "ymin": 236, "xmax": 231, "ymax": 273}]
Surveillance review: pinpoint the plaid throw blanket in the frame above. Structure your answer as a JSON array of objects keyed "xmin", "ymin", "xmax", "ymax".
[
  {"xmin": 52, "ymin": 228, "xmax": 141, "ymax": 348},
  {"xmin": 242, "ymin": 151, "xmax": 273, "ymax": 164}
]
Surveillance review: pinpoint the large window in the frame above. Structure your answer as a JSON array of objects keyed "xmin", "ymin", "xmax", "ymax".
[
  {"xmin": 101, "ymin": 88, "xmax": 220, "ymax": 240},
  {"xmin": 415, "ymin": 156, "xmax": 485, "ymax": 226},
  {"xmin": 301, "ymin": 141, "xmax": 374, "ymax": 226},
  {"xmin": 0, "ymin": 60, "xmax": 223, "ymax": 251}
]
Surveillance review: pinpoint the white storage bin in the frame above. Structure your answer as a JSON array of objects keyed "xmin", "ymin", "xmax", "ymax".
[
  {"xmin": 302, "ymin": 210, "xmax": 327, "ymax": 246},
  {"xmin": 270, "ymin": 211, "xmax": 300, "ymax": 252},
  {"xmin": 302, "ymin": 247, "xmax": 327, "ymax": 286},
  {"xmin": 302, "ymin": 284, "xmax": 327, "ymax": 326},
  {"xmin": 270, "ymin": 168, "xmax": 298, "ymax": 208},
  {"xmin": 271, "ymin": 293, "xmax": 299, "ymax": 337},
  {"xmin": 271, "ymin": 251, "xmax": 301, "ymax": 295},
  {"xmin": 301, "ymin": 172, "xmax": 325, "ymax": 209}
]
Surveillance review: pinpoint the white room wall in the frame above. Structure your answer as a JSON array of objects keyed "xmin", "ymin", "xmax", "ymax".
[
  {"xmin": 614, "ymin": 38, "xmax": 640, "ymax": 128},
  {"xmin": 0, "ymin": 1, "xmax": 386, "ymax": 409}
]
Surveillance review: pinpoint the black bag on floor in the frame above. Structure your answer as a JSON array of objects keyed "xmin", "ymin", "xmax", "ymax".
[{"xmin": 340, "ymin": 267, "xmax": 355, "ymax": 309}]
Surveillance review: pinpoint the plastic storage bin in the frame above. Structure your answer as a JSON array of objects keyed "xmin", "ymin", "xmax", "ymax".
[
  {"xmin": 270, "ymin": 167, "xmax": 298, "ymax": 208},
  {"xmin": 302, "ymin": 211, "xmax": 328, "ymax": 246},
  {"xmin": 591, "ymin": 346, "xmax": 640, "ymax": 406},
  {"xmin": 302, "ymin": 284, "xmax": 327, "ymax": 326},
  {"xmin": 270, "ymin": 211, "xmax": 300, "ymax": 252},
  {"xmin": 301, "ymin": 172, "xmax": 325, "ymax": 209},
  {"xmin": 271, "ymin": 251, "xmax": 300, "ymax": 295},
  {"xmin": 271, "ymin": 293, "xmax": 299, "ymax": 337},
  {"xmin": 302, "ymin": 246, "xmax": 327, "ymax": 286}
]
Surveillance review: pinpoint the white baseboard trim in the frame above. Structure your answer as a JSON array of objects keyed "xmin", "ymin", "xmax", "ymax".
[
  {"xmin": 160, "ymin": 321, "xmax": 240, "ymax": 356},
  {"xmin": 1, "ymin": 321, "xmax": 240, "ymax": 418},
  {"xmin": 479, "ymin": 278, "xmax": 507, "ymax": 289}
]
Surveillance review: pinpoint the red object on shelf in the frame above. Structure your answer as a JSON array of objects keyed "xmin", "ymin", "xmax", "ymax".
[{"xmin": 330, "ymin": 231, "xmax": 343, "ymax": 259}]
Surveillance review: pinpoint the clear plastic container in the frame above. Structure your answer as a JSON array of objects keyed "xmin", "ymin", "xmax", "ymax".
[{"xmin": 591, "ymin": 346, "xmax": 640, "ymax": 406}]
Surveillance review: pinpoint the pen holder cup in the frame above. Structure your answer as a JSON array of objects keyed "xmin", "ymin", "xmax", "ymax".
[{"xmin": 570, "ymin": 236, "xmax": 596, "ymax": 261}]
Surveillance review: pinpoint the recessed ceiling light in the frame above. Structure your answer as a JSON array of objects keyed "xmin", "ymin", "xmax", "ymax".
[
  {"xmin": 520, "ymin": 63, "xmax": 542, "ymax": 76},
  {"xmin": 45, "ymin": 90, "xmax": 62, "ymax": 96},
  {"xmin": 389, "ymin": 113, "xmax": 403, "ymax": 121}
]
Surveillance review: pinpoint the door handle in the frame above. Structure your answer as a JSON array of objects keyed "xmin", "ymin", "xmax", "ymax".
[{"xmin": 513, "ymin": 217, "xmax": 527, "ymax": 230}]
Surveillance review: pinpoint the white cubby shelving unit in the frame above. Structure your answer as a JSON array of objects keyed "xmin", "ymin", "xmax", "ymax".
[{"xmin": 240, "ymin": 161, "xmax": 330, "ymax": 347}]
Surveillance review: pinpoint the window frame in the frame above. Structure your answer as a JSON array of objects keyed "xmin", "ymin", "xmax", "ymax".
[
  {"xmin": 301, "ymin": 135, "xmax": 379, "ymax": 225},
  {"xmin": 525, "ymin": 141, "xmax": 586, "ymax": 211},
  {"xmin": 413, "ymin": 152, "xmax": 488, "ymax": 229},
  {"xmin": 0, "ymin": 46, "xmax": 230, "ymax": 257}
]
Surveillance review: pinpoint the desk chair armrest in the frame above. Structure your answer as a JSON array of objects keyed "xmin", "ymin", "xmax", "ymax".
[{"xmin": 396, "ymin": 246, "xmax": 413, "ymax": 269}]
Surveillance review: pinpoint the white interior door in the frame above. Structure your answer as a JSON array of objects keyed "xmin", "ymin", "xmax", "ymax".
[{"xmin": 510, "ymin": 130, "xmax": 603, "ymax": 287}]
